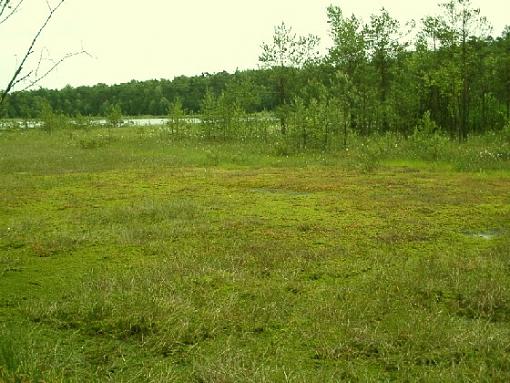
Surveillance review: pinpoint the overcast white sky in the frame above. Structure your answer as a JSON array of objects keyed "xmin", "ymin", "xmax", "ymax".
[{"xmin": 2, "ymin": 0, "xmax": 508, "ymax": 90}]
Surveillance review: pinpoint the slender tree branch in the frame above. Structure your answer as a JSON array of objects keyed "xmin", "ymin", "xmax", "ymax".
[
  {"xmin": 0, "ymin": 0, "xmax": 24, "ymax": 25},
  {"xmin": 20, "ymin": 50, "xmax": 90, "ymax": 91},
  {"xmin": 0, "ymin": 0, "xmax": 12, "ymax": 19},
  {"xmin": 34, "ymin": 48, "xmax": 48, "ymax": 79},
  {"xmin": 11, "ymin": 71, "xmax": 33, "ymax": 88},
  {"xmin": 0, "ymin": 0, "xmax": 65, "ymax": 105}
]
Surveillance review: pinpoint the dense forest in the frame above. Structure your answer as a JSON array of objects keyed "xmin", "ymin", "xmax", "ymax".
[{"xmin": 2, "ymin": 0, "xmax": 510, "ymax": 141}]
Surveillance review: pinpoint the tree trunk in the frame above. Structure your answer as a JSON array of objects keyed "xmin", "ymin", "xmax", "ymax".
[{"xmin": 277, "ymin": 70, "xmax": 287, "ymax": 135}]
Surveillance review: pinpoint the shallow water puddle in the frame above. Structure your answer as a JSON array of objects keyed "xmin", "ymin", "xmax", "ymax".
[{"xmin": 464, "ymin": 229, "xmax": 502, "ymax": 240}]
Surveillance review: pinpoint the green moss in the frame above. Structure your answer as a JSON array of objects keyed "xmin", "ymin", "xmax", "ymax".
[{"xmin": 0, "ymin": 127, "xmax": 509, "ymax": 381}]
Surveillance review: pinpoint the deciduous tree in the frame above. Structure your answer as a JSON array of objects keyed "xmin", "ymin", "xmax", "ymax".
[{"xmin": 259, "ymin": 22, "xmax": 320, "ymax": 134}]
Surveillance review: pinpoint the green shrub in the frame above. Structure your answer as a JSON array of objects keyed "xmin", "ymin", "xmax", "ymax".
[
  {"xmin": 78, "ymin": 133, "xmax": 114, "ymax": 149},
  {"xmin": 408, "ymin": 111, "xmax": 449, "ymax": 161},
  {"xmin": 501, "ymin": 119, "xmax": 510, "ymax": 144},
  {"xmin": 39, "ymin": 103, "xmax": 69, "ymax": 134},
  {"xmin": 106, "ymin": 104, "xmax": 123, "ymax": 128},
  {"xmin": 72, "ymin": 113, "xmax": 94, "ymax": 130}
]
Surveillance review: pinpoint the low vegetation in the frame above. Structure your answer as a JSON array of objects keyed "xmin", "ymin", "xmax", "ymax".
[{"xmin": 0, "ymin": 124, "xmax": 509, "ymax": 381}]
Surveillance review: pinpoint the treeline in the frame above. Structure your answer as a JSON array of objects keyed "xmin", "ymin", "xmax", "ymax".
[
  {"xmin": 2, "ymin": 70, "xmax": 278, "ymax": 117},
  {"xmin": 2, "ymin": 0, "xmax": 510, "ymax": 142}
]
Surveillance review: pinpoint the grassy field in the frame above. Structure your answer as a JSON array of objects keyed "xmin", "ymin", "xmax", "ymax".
[{"xmin": 0, "ymin": 126, "xmax": 509, "ymax": 382}]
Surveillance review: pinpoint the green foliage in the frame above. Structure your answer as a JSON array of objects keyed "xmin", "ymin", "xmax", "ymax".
[
  {"xmin": 39, "ymin": 101, "xmax": 68, "ymax": 133},
  {"xmin": 259, "ymin": 22, "xmax": 320, "ymax": 69},
  {"xmin": 77, "ymin": 132, "xmax": 114, "ymax": 150},
  {"xmin": 73, "ymin": 113, "xmax": 93, "ymax": 130},
  {"xmin": 351, "ymin": 138, "xmax": 384, "ymax": 172},
  {"xmin": 0, "ymin": 127, "xmax": 509, "ymax": 380},
  {"xmin": 271, "ymin": 139, "xmax": 292, "ymax": 156},
  {"xmin": 1, "ymin": 1, "xmax": 509, "ymax": 146},
  {"xmin": 259, "ymin": 22, "xmax": 321, "ymax": 134},
  {"xmin": 501, "ymin": 119, "xmax": 510, "ymax": 143},
  {"xmin": 200, "ymin": 88, "xmax": 220, "ymax": 139},
  {"xmin": 408, "ymin": 111, "xmax": 449, "ymax": 161},
  {"xmin": 216, "ymin": 92, "xmax": 244, "ymax": 140},
  {"xmin": 199, "ymin": 89, "xmax": 246, "ymax": 141},
  {"xmin": 106, "ymin": 104, "xmax": 123, "ymax": 128},
  {"xmin": 166, "ymin": 97, "xmax": 186, "ymax": 137},
  {"xmin": 0, "ymin": 326, "xmax": 46, "ymax": 383},
  {"xmin": 287, "ymin": 97, "xmax": 333, "ymax": 150},
  {"xmin": 0, "ymin": 329, "xmax": 21, "ymax": 379},
  {"xmin": 453, "ymin": 145, "xmax": 510, "ymax": 172}
]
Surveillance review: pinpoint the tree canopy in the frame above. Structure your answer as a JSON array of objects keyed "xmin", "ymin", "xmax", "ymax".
[{"xmin": 3, "ymin": 0, "xmax": 509, "ymax": 139}]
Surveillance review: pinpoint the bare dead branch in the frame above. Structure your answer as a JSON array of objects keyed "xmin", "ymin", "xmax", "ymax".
[
  {"xmin": 0, "ymin": 0, "xmax": 11, "ymax": 19},
  {"xmin": 0, "ymin": 0, "xmax": 65, "ymax": 105},
  {"xmin": 11, "ymin": 71, "xmax": 33, "ymax": 88},
  {"xmin": 0, "ymin": 0, "xmax": 24, "ymax": 25},
  {"xmin": 20, "ymin": 50, "xmax": 90, "ymax": 91},
  {"xmin": 34, "ymin": 49, "xmax": 46, "ymax": 79}
]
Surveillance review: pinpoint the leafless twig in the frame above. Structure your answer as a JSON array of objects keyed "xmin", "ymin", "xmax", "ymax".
[
  {"xmin": 20, "ymin": 50, "xmax": 91, "ymax": 91},
  {"xmin": 0, "ymin": 0, "xmax": 65, "ymax": 104},
  {"xmin": 0, "ymin": 0, "xmax": 24, "ymax": 25}
]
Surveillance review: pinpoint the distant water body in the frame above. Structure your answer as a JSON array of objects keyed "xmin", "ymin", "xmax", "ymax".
[{"xmin": 0, "ymin": 117, "xmax": 202, "ymax": 129}]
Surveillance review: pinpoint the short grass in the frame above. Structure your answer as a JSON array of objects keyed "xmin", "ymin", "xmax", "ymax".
[{"xmin": 0, "ymin": 126, "xmax": 509, "ymax": 382}]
